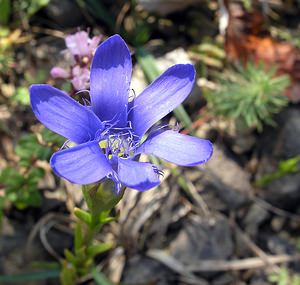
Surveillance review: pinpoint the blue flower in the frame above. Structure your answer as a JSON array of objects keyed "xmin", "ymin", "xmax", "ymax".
[{"xmin": 30, "ymin": 35, "xmax": 213, "ymax": 192}]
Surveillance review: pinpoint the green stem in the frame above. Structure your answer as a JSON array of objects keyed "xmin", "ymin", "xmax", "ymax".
[{"xmin": 60, "ymin": 182, "xmax": 124, "ymax": 285}]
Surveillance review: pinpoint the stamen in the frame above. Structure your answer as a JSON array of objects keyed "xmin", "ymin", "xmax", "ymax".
[
  {"xmin": 61, "ymin": 139, "xmax": 71, "ymax": 150},
  {"xmin": 151, "ymin": 123, "xmax": 177, "ymax": 132},
  {"xmin": 128, "ymin": 88, "xmax": 136, "ymax": 102},
  {"xmin": 98, "ymin": 119, "xmax": 140, "ymax": 159},
  {"xmin": 127, "ymin": 104, "xmax": 138, "ymax": 116},
  {"xmin": 75, "ymin": 89, "xmax": 90, "ymax": 95},
  {"xmin": 82, "ymin": 98, "xmax": 91, "ymax": 107},
  {"xmin": 152, "ymin": 165, "xmax": 164, "ymax": 177}
]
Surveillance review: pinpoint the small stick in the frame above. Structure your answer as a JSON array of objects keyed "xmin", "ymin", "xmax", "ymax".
[{"xmin": 186, "ymin": 254, "xmax": 300, "ymax": 272}]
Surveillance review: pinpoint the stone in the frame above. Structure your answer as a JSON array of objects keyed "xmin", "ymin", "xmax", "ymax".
[
  {"xmin": 243, "ymin": 204, "xmax": 269, "ymax": 236},
  {"xmin": 275, "ymin": 107, "xmax": 300, "ymax": 158},
  {"xmin": 168, "ymin": 215, "xmax": 234, "ymax": 269},
  {"xmin": 265, "ymin": 235, "xmax": 296, "ymax": 255},
  {"xmin": 254, "ymin": 107, "xmax": 300, "ymax": 209},
  {"xmin": 43, "ymin": 0, "xmax": 84, "ymax": 28},
  {"xmin": 138, "ymin": 0, "xmax": 201, "ymax": 15},
  {"xmin": 212, "ymin": 273, "xmax": 236, "ymax": 285},
  {"xmin": 203, "ymin": 145, "xmax": 253, "ymax": 209},
  {"xmin": 122, "ymin": 255, "xmax": 172, "ymax": 285},
  {"xmin": 263, "ymin": 173, "xmax": 300, "ymax": 209}
]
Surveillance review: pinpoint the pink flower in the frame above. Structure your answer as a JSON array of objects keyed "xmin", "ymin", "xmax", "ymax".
[
  {"xmin": 65, "ymin": 31, "xmax": 101, "ymax": 58},
  {"xmin": 50, "ymin": 30, "xmax": 101, "ymax": 93},
  {"xmin": 71, "ymin": 66, "xmax": 90, "ymax": 90},
  {"xmin": 50, "ymin": 67, "xmax": 69, "ymax": 79}
]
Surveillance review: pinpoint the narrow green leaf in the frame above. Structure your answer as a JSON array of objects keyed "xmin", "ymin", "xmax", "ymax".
[
  {"xmin": 30, "ymin": 261, "xmax": 60, "ymax": 270},
  {"xmin": 76, "ymin": 0, "xmax": 115, "ymax": 29},
  {"xmin": 0, "ymin": 0, "xmax": 10, "ymax": 25},
  {"xmin": 27, "ymin": 0, "xmax": 50, "ymax": 17},
  {"xmin": 0, "ymin": 270, "xmax": 59, "ymax": 283},
  {"xmin": 74, "ymin": 223, "xmax": 83, "ymax": 252},
  {"xmin": 92, "ymin": 268, "xmax": 114, "ymax": 285},
  {"xmin": 64, "ymin": 249, "xmax": 76, "ymax": 264},
  {"xmin": 136, "ymin": 48, "xmax": 160, "ymax": 83},
  {"xmin": 74, "ymin": 207, "xmax": 91, "ymax": 225},
  {"xmin": 60, "ymin": 262, "xmax": 77, "ymax": 285},
  {"xmin": 87, "ymin": 242, "xmax": 113, "ymax": 258},
  {"xmin": 100, "ymin": 216, "xmax": 117, "ymax": 225}
]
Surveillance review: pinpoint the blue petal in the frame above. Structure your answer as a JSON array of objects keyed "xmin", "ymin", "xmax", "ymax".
[
  {"xmin": 117, "ymin": 158, "xmax": 160, "ymax": 191},
  {"xmin": 129, "ymin": 64, "xmax": 195, "ymax": 138},
  {"xmin": 50, "ymin": 141, "xmax": 112, "ymax": 185},
  {"xmin": 90, "ymin": 34, "xmax": 132, "ymax": 126},
  {"xmin": 30, "ymin": 84, "xmax": 103, "ymax": 144},
  {"xmin": 137, "ymin": 130, "xmax": 213, "ymax": 166}
]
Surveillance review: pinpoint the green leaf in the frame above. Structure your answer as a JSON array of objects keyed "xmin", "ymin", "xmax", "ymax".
[
  {"xmin": 278, "ymin": 156, "xmax": 300, "ymax": 174},
  {"xmin": 12, "ymin": 87, "xmax": 30, "ymax": 105},
  {"xmin": 74, "ymin": 207, "xmax": 91, "ymax": 225},
  {"xmin": 0, "ymin": 166, "xmax": 43, "ymax": 209},
  {"xmin": 0, "ymin": 167, "xmax": 24, "ymax": 190},
  {"xmin": 64, "ymin": 249, "xmax": 76, "ymax": 264},
  {"xmin": 60, "ymin": 261, "xmax": 77, "ymax": 285},
  {"xmin": 92, "ymin": 268, "xmax": 114, "ymax": 285},
  {"xmin": 255, "ymin": 156, "xmax": 300, "ymax": 187},
  {"xmin": 74, "ymin": 223, "xmax": 83, "ymax": 252},
  {"xmin": 101, "ymin": 216, "xmax": 117, "ymax": 224},
  {"xmin": 15, "ymin": 133, "xmax": 52, "ymax": 166},
  {"xmin": 41, "ymin": 128, "xmax": 64, "ymax": 145},
  {"xmin": 30, "ymin": 261, "xmax": 60, "ymax": 270},
  {"xmin": 0, "ymin": 270, "xmax": 59, "ymax": 283},
  {"xmin": 26, "ymin": 0, "xmax": 50, "ymax": 17},
  {"xmin": 205, "ymin": 62, "xmax": 289, "ymax": 131},
  {"xmin": 87, "ymin": 242, "xmax": 113, "ymax": 258},
  {"xmin": 136, "ymin": 48, "xmax": 161, "ymax": 82},
  {"xmin": 0, "ymin": 0, "xmax": 10, "ymax": 25}
]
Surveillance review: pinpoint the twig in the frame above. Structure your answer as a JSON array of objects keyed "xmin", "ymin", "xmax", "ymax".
[
  {"xmin": 253, "ymin": 196, "xmax": 300, "ymax": 222},
  {"xmin": 147, "ymin": 249, "xmax": 209, "ymax": 285},
  {"xmin": 25, "ymin": 213, "xmax": 72, "ymax": 260},
  {"xmin": 185, "ymin": 179, "xmax": 211, "ymax": 218},
  {"xmin": 31, "ymin": 26, "xmax": 65, "ymax": 38},
  {"xmin": 186, "ymin": 254, "xmax": 300, "ymax": 272},
  {"xmin": 115, "ymin": 2, "xmax": 131, "ymax": 33},
  {"xmin": 231, "ymin": 218, "xmax": 280, "ymax": 272},
  {"xmin": 40, "ymin": 220, "xmax": 61, "ymax": 261}
]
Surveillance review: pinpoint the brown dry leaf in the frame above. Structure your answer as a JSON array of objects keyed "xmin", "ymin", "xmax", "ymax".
[{"xmin": 224, "ymin": 1, "xmax": 300, "ymax": 102}]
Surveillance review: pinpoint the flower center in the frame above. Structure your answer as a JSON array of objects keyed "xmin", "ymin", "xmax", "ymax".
[{"xmin": 99, "ymin": 123, "xmax": 139, "ymax": 159}]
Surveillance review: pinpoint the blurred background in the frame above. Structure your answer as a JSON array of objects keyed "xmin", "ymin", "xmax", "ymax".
[{"xmin": 1, "ymin": 0, "xmax": 300, "ymax": 284}]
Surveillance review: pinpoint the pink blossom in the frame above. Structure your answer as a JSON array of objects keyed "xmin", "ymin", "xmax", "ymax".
[
  {"xmin": 71, "ymin": 66, "xmax": 90, "ymax": 90},
  {"xmin": 65, "ymin": 31, "xmax": 101, "ymax": 58},
  {"xmin": 50, "ymin": 67, "xmax": 69, "ymax": 79}
]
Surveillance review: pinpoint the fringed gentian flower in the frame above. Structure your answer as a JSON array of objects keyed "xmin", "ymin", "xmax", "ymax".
[
  {"xmin": 30, "ymin": 35, "xmax": 213, "ymax": 192},
  {"xmin": 50, "ymin": 30, "xmax": 101, "ymax": 92}
]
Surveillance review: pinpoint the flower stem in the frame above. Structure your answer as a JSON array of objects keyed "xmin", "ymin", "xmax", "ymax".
[{"xmin": 60, "ymin": 181, "xmax": 124, "ymax": 285}]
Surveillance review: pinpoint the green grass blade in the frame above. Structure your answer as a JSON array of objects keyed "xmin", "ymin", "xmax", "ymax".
[
  {"xmin": 92, "ymin": 268, "xmax": 114, "ymax": 285},
  {"xmin": 0, "ymin": 0, "xmax": 10, "ymax": 25},
  {"xmin": 0, "ymin": 269, "xmax": 60, "ymax": 283},
  {"xmin": 76, "ymin": 0, "xmax": 115, "ymax": 30}
]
